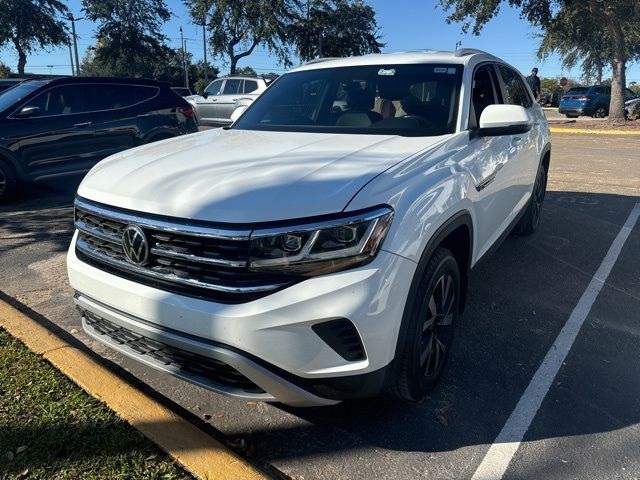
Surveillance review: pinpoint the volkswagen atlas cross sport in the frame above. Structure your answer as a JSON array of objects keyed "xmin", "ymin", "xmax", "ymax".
[{"xmin": 67, "ymin": 49, "xmax": 551, "ymax": 406}]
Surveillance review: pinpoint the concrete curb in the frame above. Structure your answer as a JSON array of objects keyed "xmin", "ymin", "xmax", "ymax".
[
  {"xmin": 0, "ymin": 298, "xmax": 269, "ymax": 480},
  {"xmin": 550, "ymin": 127, "xmax": 640, "ymax": 135}
]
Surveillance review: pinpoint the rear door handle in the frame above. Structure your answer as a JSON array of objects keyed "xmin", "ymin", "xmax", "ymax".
[
  {"xmin": 232, "ymin": 97, "xmax": 239, "ymax": 101},
  {"xmin": 74, "ymin": 121, "xmax": 92, "ymax": 128}
]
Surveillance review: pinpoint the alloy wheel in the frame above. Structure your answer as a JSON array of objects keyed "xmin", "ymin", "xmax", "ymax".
[
  {"xmin": 594, "ymin": 106, "xmax": 607, "ymax": 118},
  {"xmin": 420, "ymin": 273, "xmax": 455, "ymax": 379},
  {"xmin": 531, "ymin": 167, "xmax": 547, "ymax": 229}
]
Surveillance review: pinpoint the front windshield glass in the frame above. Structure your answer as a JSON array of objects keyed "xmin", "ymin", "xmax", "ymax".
[
  {"xmin": 0, "ymin": 80, "xmax": 47, "ymax": 113},
  {"xmin": 234, "ymin": 64, "xmax": 463, "ymax": 136}
]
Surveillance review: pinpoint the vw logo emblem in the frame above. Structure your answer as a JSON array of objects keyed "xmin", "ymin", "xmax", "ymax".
[{"xmin": 122, "ymin": 224, "xmax": 149, "ymax": 266}]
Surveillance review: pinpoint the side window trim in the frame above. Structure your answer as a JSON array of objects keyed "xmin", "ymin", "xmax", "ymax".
[{"xmin": 10, "ymin": 83, "xmax": 159, "ymax": 119}]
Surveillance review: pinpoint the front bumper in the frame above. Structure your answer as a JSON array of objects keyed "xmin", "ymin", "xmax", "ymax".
[
  {"xmin": 558, "ymin": 106, "xmax": 591, "ymax": 116},
  {"xmin": 68, "ymin": 231, "xmax": 416, "ymax": 406}
]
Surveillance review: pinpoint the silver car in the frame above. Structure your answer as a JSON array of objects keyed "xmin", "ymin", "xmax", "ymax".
[{"xmin": 186, "ymin": 75, "xmax": 274, "ymax": 127}]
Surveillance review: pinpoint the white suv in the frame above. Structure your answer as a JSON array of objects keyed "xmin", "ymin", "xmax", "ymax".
[
  {"xmin": 67, "ymin": 49, "xmax": 550, "ymax": 406},
  {"xmin": 186, "ymin": 75, "xmax": 273, "ymax": 127}
]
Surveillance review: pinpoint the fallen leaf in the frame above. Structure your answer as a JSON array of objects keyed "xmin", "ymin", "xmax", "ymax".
[
  {"xmin": 16, "ymin": 446, "xmax": 27, "ymax": 454},
  {"xmin": 203, "ymin": 414, "xmax": 212, "ymax": 421},
  {"xmin": 17, "ymin": 468, "xmax": 29, "ymax": 479},
  {"xmin": 70, "ymin": 328, "xmax": 79, "ymax": 334}
]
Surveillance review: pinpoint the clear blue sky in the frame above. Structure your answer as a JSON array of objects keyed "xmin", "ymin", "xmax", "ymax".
[{"xmin": 1, "ymin": 0, "xmax": 638, "ymax": 83}]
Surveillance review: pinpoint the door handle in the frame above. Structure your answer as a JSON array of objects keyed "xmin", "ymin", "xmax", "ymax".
[
  {"xmin": 511, "ymin": 136, "xmax": 523, "ymax": 146},
  {"xmin": 232, "ymin": 97, "xmax": 239, "ymax": 101},
  {"xmin": 74, "ymin": 121, "xmax": 92, "ymax": 128},
  {"xmin": 211, "ymin": 98, "xmax": 218, "ymax": 101}
]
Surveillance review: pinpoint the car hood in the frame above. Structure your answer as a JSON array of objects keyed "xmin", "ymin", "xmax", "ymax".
[{"xmin": 78, "ymin": 128, "xmax": 449, "ymax": 223}]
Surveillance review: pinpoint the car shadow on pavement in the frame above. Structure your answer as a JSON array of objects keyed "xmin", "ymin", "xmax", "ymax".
[
  {"xmin": 209, "ymin": 191, "xmax": 640, "ymax": 473},
  {"xmin": 0, "ymin": 176, "xmax": 82, "ymax": 255}
]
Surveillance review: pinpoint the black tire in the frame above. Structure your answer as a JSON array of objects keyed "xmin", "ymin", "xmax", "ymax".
[
  {"xmin": 592, "ymin": 105, "xmax": 608, "ymax": 118},
  {"xmin": 0, "ymin": 159, "xmax": 17, "ymax": 203},
  {"xmin": 515, "ymin": 161, "xmax": 548, "ymax": 236},
  {"xmin": 390, "ymin": 247, "xmax": 460, "ymax": 402}
]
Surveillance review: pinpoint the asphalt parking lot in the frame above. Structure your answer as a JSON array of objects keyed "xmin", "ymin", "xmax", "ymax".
[{"xmin": 1, "ymin": 132, "xmax": 639, "ymax": 480}]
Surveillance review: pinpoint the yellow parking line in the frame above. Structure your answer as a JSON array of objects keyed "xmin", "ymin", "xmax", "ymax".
[
  {"xmin": 0, "ymin": 299, "xmax": 268, "ymax": 480},
  {"xmin": 550, "ymin": 127, "xmax": 640, "ymax": 135}
]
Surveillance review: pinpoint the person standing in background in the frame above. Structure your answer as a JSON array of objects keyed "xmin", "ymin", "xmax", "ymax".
[{"xmin": 526, "ymin": 67, "xmax": 541, "ymax": 101}]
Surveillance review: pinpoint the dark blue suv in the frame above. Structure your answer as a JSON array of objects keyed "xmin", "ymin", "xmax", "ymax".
[{"xmin": 559, "ymin": 85, "xmax": 637, "ymax": 118}]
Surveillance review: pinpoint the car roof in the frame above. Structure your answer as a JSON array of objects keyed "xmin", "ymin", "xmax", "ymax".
[
  {"xmin": 21, "ymin": 76, "xmax": 169, "ymax": 87},
  {"xmin": 290, "ymin": 49, "xmax": 504, "ymax": 72}
]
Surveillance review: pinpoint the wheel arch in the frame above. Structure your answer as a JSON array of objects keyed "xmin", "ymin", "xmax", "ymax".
[
  {"xmin": 387, "ymin": 210, "xmax": 473, "ymax": 390},
  {"xmin": 0, "ymin": 148, "xmax": 24, "ymax": 181}
]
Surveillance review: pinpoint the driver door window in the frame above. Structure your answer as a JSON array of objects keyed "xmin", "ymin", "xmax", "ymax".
[
  {"xmin": 204, "ymin": 80, "xmax": 223, "ymax": 96},
  {"xmin": 470, "ymin": 65, "xmax": 499, "ymax": 129}
]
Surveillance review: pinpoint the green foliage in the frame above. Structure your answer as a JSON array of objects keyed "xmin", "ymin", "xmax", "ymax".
[
  {"xmin": 438, "ymin": 0, "xmax": 640, "ymax": 120},
  {"xmin": 81, "ymin": 0, "xmax": 171, "ymax": 77},
  {"xmin": 0, "ymin": 62, "xmax": 10, "ymax": 77},
  {"xmin": 290, "ymin": 0, "xmax": 384, "ymax": 61},
  {"xmin": 234, "ymin": 66, "xmax": 257, "ymax": 75},
  {"xmin": 0, "ymin": 0, "xmax": 69, "ymax": 74},
  {"xmin": 186, "ymin": 0, "xmax": 297, "ymax": 74}
]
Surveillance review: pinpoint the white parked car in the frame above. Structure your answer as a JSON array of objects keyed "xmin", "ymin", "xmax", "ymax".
[
  {"xmin": 186, "ymin": 75, "xmax": 274, "ymax": 127},
  {"xmin": 67, "ymin": 49, "xmax": 551, "ymax": 406}
]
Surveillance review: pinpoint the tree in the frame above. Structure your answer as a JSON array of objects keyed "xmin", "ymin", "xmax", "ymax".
[
  {"xmin": 82, "ymin": 0, "xmax": 171, "ymax": 77},
  {"xmin": 438, "ymin": 0, "xmax": 640, "ymax": 121},
  {"xmin": 0, "ymin": 0, "xmax": 69, "ymax": 74},
  {"xmin": 290, "ymin": 0, "xmax": 384, "ymax": 61},
  {"xmin": 0, "ymin": 62, "xmax": 10, "ymax": 78},
  {"xmin": 235, "ymin": 66, "xmax": 257, "ymax": 76},
  {"xmin": 186, "ymin": 0, "xmax": 297, "ymax": 75}
]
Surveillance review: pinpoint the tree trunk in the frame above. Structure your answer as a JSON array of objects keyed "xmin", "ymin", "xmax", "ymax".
[
  {"xmin": 608, "ymin": 21, "xmax": 627, "ymax": 121},
  {"xmin": 230, "ymin": 56, "xmax": 237, "ymax": 75},
  {"xmin": 12, "ymin": 38, "xmax": 26, "ymax": 75}
]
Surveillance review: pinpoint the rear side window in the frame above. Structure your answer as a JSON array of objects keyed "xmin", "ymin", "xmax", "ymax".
[
  {"xmin": 594, "ymin": 86, "xmax": 605, "ymax": 95},
  {"xmin": 497, "ymin": 65, "xmax": 532, "ymax": 108},
  {"xmin": 84, "ymin": 84, "xmax": 159, "ymax": 111},
  {"xmin": 223, "ymin": 79, "xmax": 241, "ymax": 94},
  {"xmin": 244, "ymin": 80, "xmax": 259, "ymax": 93}
]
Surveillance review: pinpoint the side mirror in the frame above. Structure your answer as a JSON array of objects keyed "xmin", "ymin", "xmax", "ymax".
[
  {"xmin": 16, "ymin": 106, "xmax": 40, "ymax": 118},
  {"xmin": 230, "ymin": 105, "xmax": 247, "ymax": 123},
  {"xmin": 477, "ymin": 104, "xmax": 532, "ymax": 136},
  {"xmin": 201, "ymin": 91, "xmax": 209, "ymax": 99}
]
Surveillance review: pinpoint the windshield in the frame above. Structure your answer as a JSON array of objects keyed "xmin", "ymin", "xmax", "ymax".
[
  {"xmin": 565, "ymin": 87, "xmax": 589, "ymax": 96},
  {"xmin": 0, "ymin": 80, "xmax": 47, "ymax": 113},
  {"xmin": 234, "ymin": 64, "xmax": 464, "ymax": 136}
]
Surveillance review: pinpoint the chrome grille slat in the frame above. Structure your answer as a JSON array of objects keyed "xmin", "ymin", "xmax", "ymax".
[
  {"xmin": 150, "ymin": 244, "xmax": 246, "ymax": 268},
  {"xmin": 74, "ymin": 198, "xmax": 297, "ymax": 302},
  {"xmin": 76, "ymin": 236, "xmax": 286, "ymax": 294}
]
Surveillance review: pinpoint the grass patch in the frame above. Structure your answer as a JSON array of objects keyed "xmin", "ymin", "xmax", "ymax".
[{"xmin": 0, "ymin": 329, "xmax": 192, "ymax": 479}]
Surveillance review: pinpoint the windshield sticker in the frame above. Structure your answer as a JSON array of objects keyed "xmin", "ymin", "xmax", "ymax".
[
  {"xmin": 378, "ymin": 68, "xmax": 396, "ymax": 76},
  {"xmin": 447, "ymin": 67, "xmax": 457, "ymax": 74},
  {"xmin": 433, "ymin": 67, "xmax": 447, "ymax": 73}
]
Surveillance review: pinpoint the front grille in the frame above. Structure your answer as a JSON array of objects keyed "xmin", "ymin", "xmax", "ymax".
[
  {"xmin": 83, "ymin": 309, "xmax": 265, "ymax": 393},
  {"xmin": 74, "ymin": 198, "xmax": 298, "ymax": 303}
]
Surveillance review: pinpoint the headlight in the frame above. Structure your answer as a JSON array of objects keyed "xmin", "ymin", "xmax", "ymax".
[{"xmin": 249, "ymin": 206, "xmax": 394, "ymax": 275}]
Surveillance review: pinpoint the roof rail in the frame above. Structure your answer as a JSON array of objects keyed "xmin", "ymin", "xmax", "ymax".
[
  {"xmin": 302, "ymin": 57, "xmax": 342, "ymax": 66},
  {"xmin": 454, "ymin": 48, "xmax": 491, "ymax": 57}
]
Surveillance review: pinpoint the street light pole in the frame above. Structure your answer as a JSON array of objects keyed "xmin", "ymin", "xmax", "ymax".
[
  {"xmin": 180, "ymin": 27, "xmax": 188, "ymax": 88},
  {"xmin": 68, "ymin": 42, "xmax": 75, "ymax": 76},
  {"xmin": 68, "ymin": 15, "xmax": 83, "ymax": 76},
  {"xmin": 202, "ymin": 22, "xmax": 208, "ymax": 83}
]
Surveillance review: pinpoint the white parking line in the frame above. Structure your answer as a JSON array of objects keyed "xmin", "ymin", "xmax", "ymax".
[{"xmin": 472, "ymin": 203, "xmax": 640, "ymax": 480}]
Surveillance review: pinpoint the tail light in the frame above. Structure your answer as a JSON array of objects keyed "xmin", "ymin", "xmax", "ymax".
[{"xmin": 179, "ymin": 105, "xmax": 195, "ymax": 118}]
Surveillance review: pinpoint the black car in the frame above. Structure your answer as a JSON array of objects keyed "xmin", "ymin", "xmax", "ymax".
[{"xmin": 0, "ymin": 77, "xmax": 198, "ymax": 201}]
